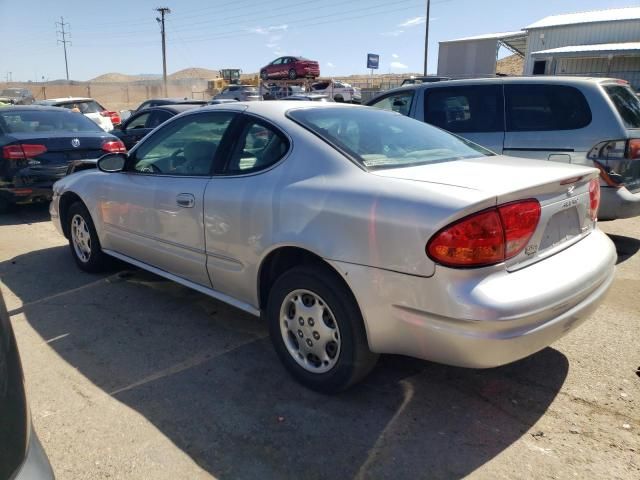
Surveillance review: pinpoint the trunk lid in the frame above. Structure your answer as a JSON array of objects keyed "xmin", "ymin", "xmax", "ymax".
[{"xmin": 373, "ymin": 155, "xmax": 600, "ymax": 270}]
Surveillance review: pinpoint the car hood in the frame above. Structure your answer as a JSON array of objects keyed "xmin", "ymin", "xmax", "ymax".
[{"xmin": 371, "ymin": 155, "xmax": 598, "ymax": 205}]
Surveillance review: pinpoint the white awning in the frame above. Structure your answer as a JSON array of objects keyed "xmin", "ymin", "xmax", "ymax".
[
  {"xmin": 532, "ymin": 42, "xmax": 640, "ymax": 58},
  {"xmin": 441, "ymin": 31, "xmax": 527, "ymax": 56}
]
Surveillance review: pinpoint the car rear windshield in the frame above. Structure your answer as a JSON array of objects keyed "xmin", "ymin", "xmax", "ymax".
[
  {"xmin": 0, "ymin": 110, "xmax": 102, "ymax": 134},
  {"xmin": 242, "ymin": 87, "xmax": 258, "ymax": 93},
  {"xmin": 59, "ymin": 100, "xmax": 104, "ymax": 114},
  {"xmin": 288, "ymin": 107, "xmax": 492, "ymax": 170},
  {"xmin": 604, "ymin": 84, "xmax": 640, "ymax": 129}
]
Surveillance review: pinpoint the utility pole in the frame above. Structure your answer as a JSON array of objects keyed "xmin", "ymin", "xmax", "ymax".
[
  {"xmin": 423, "ymin": 0, "xmax": 431, "ymax": 76},
  {"xmin": 56, "ymin": 16, "xmax": 71, "ymax": 81},
  {"xmin": 156, "ymin": 7, "xmax": 171, "ymax": 97}
]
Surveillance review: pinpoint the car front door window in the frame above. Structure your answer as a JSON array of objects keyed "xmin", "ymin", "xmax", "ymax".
[
  {"xmin": 126, "ymin": 112, "xmax": 150, "ymax": 130},
  {"xmin": 370, "ymin": 91, "xmax": 415, "ymax": 116},
  {"xmin": 130, "ymin": 113, "xmax": 236, "ymax": 176}
]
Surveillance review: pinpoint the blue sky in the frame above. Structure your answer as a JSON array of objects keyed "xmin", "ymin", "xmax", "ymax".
[{"xmin": 1, "ymin": 0, "xmax": 635, "ymax": 81}]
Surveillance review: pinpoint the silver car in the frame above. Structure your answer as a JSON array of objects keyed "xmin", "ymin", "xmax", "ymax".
[
  {"xmin": 367, "ymin": 77, "xmax": 640, "ymax": 220},
  {"xmin": 213, "ymin": 85, "xmax": 261, "ymax": 102},
  {"xmin": 50, "ymin": 102, "xmax": 616, "ymax": 392}
]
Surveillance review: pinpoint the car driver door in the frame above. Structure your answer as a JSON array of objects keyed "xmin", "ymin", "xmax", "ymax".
[{"xmin": 99, "ymin": 111, "xmax": 238, "ymax": 287}]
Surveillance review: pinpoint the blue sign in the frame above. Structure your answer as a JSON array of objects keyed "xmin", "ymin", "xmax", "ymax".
[{"xmin": 367, "ymin": 53, "xmax": 380, "ymax": 70}]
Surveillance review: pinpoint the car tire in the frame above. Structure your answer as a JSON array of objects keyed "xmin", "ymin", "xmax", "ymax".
[
  {"xmin": 260, "ymin": 71, "xmax": 268, "ymax": 81},
  {"xmin": 334, "ymin": 95, "xmax": 344, "ymax": 103},
  {"xmin": 0, "ymin": 197, "xmax": 13, "ymax": 214},
  {"xmin": 267, "ymin": 264, "xmax": 378, "ymax": 393},
  {"xmin": 67, "ymin": 202, "xmax": 108, "ymax": 273},
  {"xmin": 288, "ymin": 69, "xmax": 297, "ymax": 80}
]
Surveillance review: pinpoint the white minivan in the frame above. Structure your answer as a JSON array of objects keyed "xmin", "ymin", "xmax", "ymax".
[{"xmin": 367, "ymin": 77, "xmax": 640, "ymax": 220}]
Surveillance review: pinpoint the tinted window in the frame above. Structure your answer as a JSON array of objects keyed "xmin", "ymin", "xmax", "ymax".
[
  {"xmin": 604, "ymin": 84, "xmax": 640, "ymax": 129},
  {"xmin": 131, "ymin": 112, "xmax": 235, "ymax": 176},
  {"xmin": 505, "ymin": 84, "xmax": 592, "ymax": 132},
  {"xmin": 424, "ymin": 85, "xmax": 504, "ymax": 133},
  {"xmin": 126, "ymin": 112, "xmax": 150, "ymax": 129},
  {"xmin": 226, "ymin": 118, "xmax": 289, "ymax": 174},
  {"xmin": 146, "ymin": 110, "xmax": 172, "ymax": 128},
  {"xmin": 370, "ymin": 91, "xmax": 414, "ymax": 116},
  {"xmin": 0, "ymin": 109, "xmax": 102, "ymax": 133},
  {"xmin": 288, "ymin": 107, "xmax": 491, "ymax": 171}
]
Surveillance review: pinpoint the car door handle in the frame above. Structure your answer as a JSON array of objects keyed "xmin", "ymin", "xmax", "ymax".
[{"xmin": 176, "ymin": 193, "xmax": 195, "ymax": 208}]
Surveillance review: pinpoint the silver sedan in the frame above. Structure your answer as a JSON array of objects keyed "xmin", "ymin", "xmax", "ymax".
[{"xmin": 50, "ymin": 102, "xmax": 616, "ymax": 392}]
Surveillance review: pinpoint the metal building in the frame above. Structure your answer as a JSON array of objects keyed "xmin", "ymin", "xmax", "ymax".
[{"xmin": 438, "ymin": 6, "xmax": 640, "ymax": 89}]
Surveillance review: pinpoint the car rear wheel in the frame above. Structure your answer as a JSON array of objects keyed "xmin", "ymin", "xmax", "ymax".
[
  {"xmin": 334, "ymin": 95, "xmax": 344, "ymax": 103},
  {"xmin": 67, "ymin": 202, "xmax": 108, "ymax": 273},
  {"xmin": 267, "ymin": 265, "xmax": 378, "ymax": 393},
  {"xmin": 288, "ymin": 69, "xmax": 297, "ymax": 80}
]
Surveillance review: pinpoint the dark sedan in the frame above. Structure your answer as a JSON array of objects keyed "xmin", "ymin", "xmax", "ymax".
[
  {"xmin": 111, "ymin": 104, "xmax": 201, "ymax": 150},
  {"xmin": 0, "ymin": 292, "xmax": 55, "ymax": 479},
  {"xmin": 0, "ymin": 106, "xmax": 125, "ymax": 212}
]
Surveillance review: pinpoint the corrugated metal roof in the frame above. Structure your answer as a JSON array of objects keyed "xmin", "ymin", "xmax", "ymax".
[
  {"xmin": 441, "ymin": 30, "xmax": 525, "ymax": 43},
  {"xmin": 532, "ymin": 42, "xmax": 640, "ymax": 55},
  {"xmin": 525, "ymin": 6, "xmax": 640, "ymax": 29}
]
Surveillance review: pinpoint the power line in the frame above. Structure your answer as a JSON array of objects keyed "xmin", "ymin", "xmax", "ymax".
[
  {"xmin": 56, "ymin": 16, "xmax": 71, "ymax": 81},
  {"xmin": 156, "ymin": 7, "xmax": 171, "ymax": 97}
]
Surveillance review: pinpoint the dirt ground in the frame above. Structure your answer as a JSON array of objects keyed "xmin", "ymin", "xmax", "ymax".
[{"xmin": 1, "ymin": 204, "xmax": 638, "ymax": 480}]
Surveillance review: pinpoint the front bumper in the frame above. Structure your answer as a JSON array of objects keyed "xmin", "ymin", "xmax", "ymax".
[
  {"xmin": 12, "ymin": 426, "xmax": 55, "ymax": 480},
  {"xmin": 330, "ymin": 229, "xmax": 616, "ymax": 368},
  {"xmin": 49, "ymin": 195, "xmax": 63, "ymax": 237},
  {"xmin": 598, "ymin": 185, "xmax": 640, "ymax": 220}
]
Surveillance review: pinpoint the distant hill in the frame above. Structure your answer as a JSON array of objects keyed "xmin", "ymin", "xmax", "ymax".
[
  {"xmin": 496, "ymin": 54, "xmax": 524, "ymax": 76},
  {"xmin": 168, "ymin": 68, "xmax": 219, "ymax": 80}
]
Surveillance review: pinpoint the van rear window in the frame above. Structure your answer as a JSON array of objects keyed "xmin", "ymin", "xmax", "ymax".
[
  {"xmin": 604, "ymin": 85, "xmax": 640, "ymax": 129},
  {"xmin": 505, "ymin": 85, "xmax": 592, "ymax": 132}
]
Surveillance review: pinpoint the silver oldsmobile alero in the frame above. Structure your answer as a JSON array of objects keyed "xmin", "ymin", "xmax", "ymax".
[{"xmin": 50, "ymin": 102, "xmax": 616, "ymax": 392}]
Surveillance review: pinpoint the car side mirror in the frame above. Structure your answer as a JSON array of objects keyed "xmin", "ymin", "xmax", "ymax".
[{"xmin": 97, "ymin": 153, "xmax": 127, "ymax": 173}]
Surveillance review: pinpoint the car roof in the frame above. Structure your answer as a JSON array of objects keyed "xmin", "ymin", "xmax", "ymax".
[
  {"xmin": 137, "ymin": 104, "xmax": 201, "ymax": 114},
  {"xmin": 369, "ymin": 75, "xmax": 625, "ymax": 102},
  {"xmin": 0, "ymin": 105, "xmax": 71, "ymax": 112},
  {"xmin": 37, "ymin": 97, "xmax": 96, "ymax": 104},
  {"xmin": 199, "ymin": 100, "xmax": 360, "ymax": 117}
]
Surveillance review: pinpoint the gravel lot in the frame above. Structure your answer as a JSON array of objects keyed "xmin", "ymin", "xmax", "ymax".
[{"xmin": 1, "ymin": 204, "xmax": 638, "ymax": 480}]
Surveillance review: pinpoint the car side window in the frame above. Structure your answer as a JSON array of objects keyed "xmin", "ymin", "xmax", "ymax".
[
  {"xmin": 369, "ymin": 91, "xmax": 414, "ymax": 116},
  {"xmin": 272, "ymin": 58, "xmax": 282, "ymax": 65},
  {"xmin": 146, "ymin": 110, "xmax": 172, "ymax": 128},
  {"xmin": 424, "ymin": 85, "xmax": 504, "ymax": 133},
  {"xmin": 505, "ymin": 84, "xmax": 592, "ymax": 132},
  {"xmin": 225, "ymin": 118, "xmax": 289, "ymax": 174},
  {"xmin": 130, "ymin": 112, "xmax": 236, "ymax": 176},
  {"xmin": 126, "ymin": 112, "xmax": 150, "ymax": 130}
]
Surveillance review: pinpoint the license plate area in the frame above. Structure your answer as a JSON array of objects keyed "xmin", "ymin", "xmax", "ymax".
[{"xmin": 539, "ymin": 207, "xmax": 582, "ymax": 252}]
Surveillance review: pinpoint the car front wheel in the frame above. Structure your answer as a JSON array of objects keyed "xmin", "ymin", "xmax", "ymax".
[
  {"xmin": 288, "ymin": 69, "xmax": 297, "ymax": 80},
  {"xmin": 67, "ymin": 202, "xmax": 108, "ymax": 273},
  {"xmin": 260, "ymin": 71, "xmax": 268, "ymax": 80},
  {"xmin": 267, "ymin": 265, "xmax": 378, "ymax": 393}
]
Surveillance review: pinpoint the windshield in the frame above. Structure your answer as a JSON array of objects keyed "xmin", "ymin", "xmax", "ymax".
[
  {"xmin": 604, "ymin": 84, "xmax": 640, "ymax": 128},
  {"xmin": 0, "ymin": 109, "xmax": 102, "ymax": 134},
  {"xmin": 288, "ymin": 107, "xmax": 492, "ymax": 170}
]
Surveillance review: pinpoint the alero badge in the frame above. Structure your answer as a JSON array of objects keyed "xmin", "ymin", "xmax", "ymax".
[
  {"xmin": 567, "ymin": 185, "xmax": 575, "ymax": 195},
  {"xmin": 71, "ymin": 138, "xmax": 80, "ymax": 148}
]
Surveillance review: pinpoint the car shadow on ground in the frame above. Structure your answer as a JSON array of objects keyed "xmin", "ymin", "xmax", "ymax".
[
  {"xmin": 0, "ymin": 203, "xmax": 51, "ymax": 227},
  {"xmin": 607, "ymin": 234, "xmax": 640, "ymax": 265},
  {"xmin": 2, "ymin": 247, "xmax": 569, "ymax": 479}
]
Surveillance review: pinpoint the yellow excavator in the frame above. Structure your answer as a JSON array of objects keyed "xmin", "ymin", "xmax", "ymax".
[{"xmin": 207, "ymin": 69, "xmax": 259, "ymax": 96}]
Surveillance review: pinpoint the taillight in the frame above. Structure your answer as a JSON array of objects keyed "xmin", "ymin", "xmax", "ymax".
[
  {"xmin": 628, "ymin": 139, "xmax": 640, "ymax": 159},
  {"xmin": 102, "ymin": 140, "xmax": 126, "ymax": 153},
  {"xmin": 427, "ymin": 200, "xmax": 541, "ymax": 268},
  {"xmin": 101, "ymin": 110, "xmax": 121, "ymax": 125},
  {"xmin": 2, "ymin": 144, "xmax": 47, "ymax": 159},
  {"xmin": 589, "ymin": 178, "xmax": 600, "ymax": 221}
]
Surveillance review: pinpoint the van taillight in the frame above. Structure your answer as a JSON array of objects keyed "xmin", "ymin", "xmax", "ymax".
[
  {"xmin": 427, "ymin": 200, "xmax": 541, "ymax": 268},
  {"xmin": 589, "ymin": 178, "xmax": 600, "ymax": 221},
  {"xmin": 3, "ymin": 144, "xmax": 47, "ymax": 159}
]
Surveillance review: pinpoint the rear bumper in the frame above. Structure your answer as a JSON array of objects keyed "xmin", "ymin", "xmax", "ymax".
[
  {"xmin": 330, "ymin": 229, "xmax": 616, "ymax": 368},
  {"xmin": 12, "ymin": 427, "xmax": 55, "ymax": 480},
  {"xmin": 0, "ymin": 187, "xmax": 54, "ymax": 205},
  {"xmin": 598, "ymin": 185, "xmax": 640, "ymax": 220}
]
